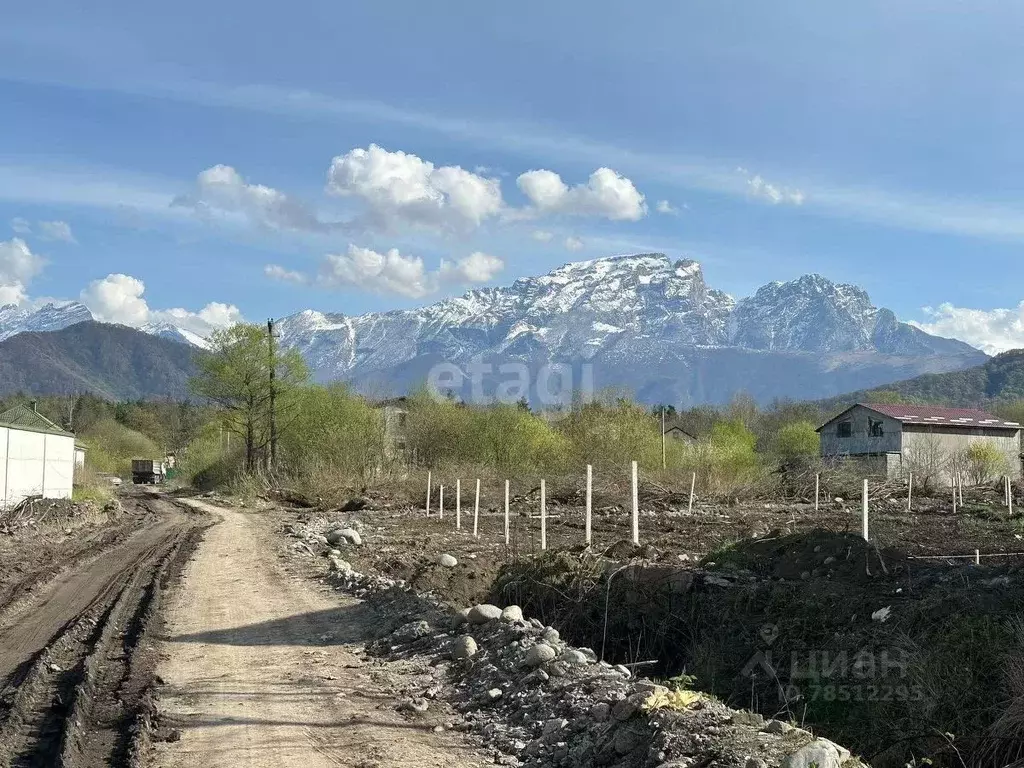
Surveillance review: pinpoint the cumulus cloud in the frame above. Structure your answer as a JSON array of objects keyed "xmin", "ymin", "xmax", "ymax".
[
  {"xmin": 38, "ymin": 220, "xmax": 76, "ymax": 243},
  {"xmin": 655, "ymin": 200, "xmax": 678, "ymax": 215},
  {"xmin": 909, "ymin": 302, "xmax": 1024, "ymax": 355},
  {"xmin": 531, "ymin": 230, "xmax": 554, "ymax": 242},
  {"xmin": 516, "ymin": 167, "xmax": 647, "ymax": 221},
  {"xmin": 174, "ymin": 165, "xmax": 325, "ymax": 231},
  {"xmin": 0, "ymin": 238, "xmax": 45, "ymax": 306},
  {"xmin": 738, "ymin": 168, "xmax": 805, "ymax": 205},
  {"xmin": 564, "ymin": 236, "xmax": 585, "ymax": 252},
  {"xmin": 266, "ymin": 245, "xmax": 505, "ymax": 298},
  {"xmin": 326, "ymin": 144, "xmax": 503, "ymax": 233},
  {"xmin": 80, "ymin": 273, "xmax": 243, "ymax": 336}
]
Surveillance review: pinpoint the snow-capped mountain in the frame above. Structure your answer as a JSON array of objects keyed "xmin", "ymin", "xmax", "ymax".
[
  {"xmin": 0, "ymin": 301, "xmax": 94, "ymax": 341},
  {"xmin": 276, "ymin": 253, "xmax": 986, "ymax": 405},
  {"xmin": 139, "ymin": 322, "xmax": 212, "ymax": 350}
]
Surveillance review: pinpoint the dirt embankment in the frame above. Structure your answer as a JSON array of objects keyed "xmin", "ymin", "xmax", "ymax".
[{"xmin": 0, "ymin": 491, "xmax": 211, "ymax": 768}]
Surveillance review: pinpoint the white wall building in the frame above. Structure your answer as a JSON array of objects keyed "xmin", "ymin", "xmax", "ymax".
[{"xmin": 0, "ymin": 403, "xmax": 77, "ymax": 508}]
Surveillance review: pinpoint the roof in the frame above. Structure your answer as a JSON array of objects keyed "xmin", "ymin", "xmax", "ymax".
[
  {"xmin": 0, "ymin": 404, "xmax": 75, "ymax": 436},
  {"xmin": 818, "ymin": 402, "xmax": 1021, "ymax": 431},
  {"xmin": 663, "ymin": 420, "xmax": 697, "ymax": 439}
]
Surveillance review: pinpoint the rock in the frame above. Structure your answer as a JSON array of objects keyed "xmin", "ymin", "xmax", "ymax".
[
  {"xmin": 313, "ymin": 534, "xmax": 328, "ymax": 545},
  {"xmin": 392, "ymin": 620, "xmax": 431, "ymax": 644},
  {"xmin": 328, "ymin": 548, "xmax": 341, "ymax": 556},
  {"xmin": 611, "ymin": 698, "xmax": 638, "ymax": 722},
  {"xmin": 486, "ymin": 687, "xmax": 503, "ymax": 700},
  {"xmin": 326, "ymin": 528, "xmax": 362, "ymax": 546},
  {"xmin": 451, "ymin": 635, "xmax": 478, "ymax": 660},
  {"xmin": 745, "ymin": 758, "xmax": 768, "ymax": 768},
  {"xmin": 633, "ymin": 681, "xmax": 669, "ymax": 698},
  {"xmin": 328, "ymin": 557, "xmax": 352, "ymax": 573},
  {"xmin": 467, "ymin": 604, "xmax": 503, "ymax": 624},
  {"xmin": 782, "ymin": 738, "xmax": 844, "ymax": 768},
  {"xmin": 500, "ymin": 604, "xmax": 524, "ymax": 622},
  {"xmin": 589, "ymin": 702, "xmax": 611, "ymax": 722},
  {"xmin": 613, "ymin": 726, "xmax": 642, "ymax": 754},
  {"xmin": 763, "ymin": 720, "xmax": 794, "ymax": 735},
  {"xmin": 542, "ymin": 718, "xmax": 567, "ymax": 736},
  {"xmin": 541, "ymin": 627, "xmax": 560, "ymax": 644},
  {"xmin": 400, "ymin": 697, "xmax": 430, "ymax": 714},
  {"xmin": 547, "ymin": 661, "xmax": 568, "ymax": 677},
  {"xmin": 730, "ymin": 711, "xmax": 766, "ymax": 728},
  {"xmin": 560, "ymin": 649, "xmax": 589, "ymax": 666},
  {"xmin": 524, "ymin": 643, "xmax": 557, "ymax": 667},
  {"xmin": 451, "ymin": 607, "xmax": 472, "ymax": 628},
  {"xmin": 438, "ymin": 553, "xmax": 458, "ymax": 567},
  {"xmin": 340, "ymin": 497, "xmax": 369, "ymax": 512}
]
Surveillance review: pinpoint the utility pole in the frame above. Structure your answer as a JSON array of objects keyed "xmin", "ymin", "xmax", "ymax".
[{"xmin": 267, "ymin": 318, "xmax": 277, "ymax": 474}]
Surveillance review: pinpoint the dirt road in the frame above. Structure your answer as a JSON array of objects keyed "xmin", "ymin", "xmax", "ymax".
[
  {"xmin": 0, "ymin": 493, "xmax": 208, "ymax": 768},
  {"xmin": 153, "ymin": 499, "xmax": 489, "ymax": 768}
]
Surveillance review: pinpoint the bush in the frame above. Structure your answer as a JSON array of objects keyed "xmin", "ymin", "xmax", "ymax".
[
  {"xmin": 963, "ymin": 442, "xmax": 1008, "ymax": 485},
  {"xmin": 79, "ymin": 418, "xmax": 162, "ymax": 477},
  {"xmin": 773, "ymin": 420, "xmax": 820, "ymax": 461}
]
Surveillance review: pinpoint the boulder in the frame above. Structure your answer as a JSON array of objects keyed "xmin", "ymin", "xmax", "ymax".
[
  {"xmin": 452, "ymin": 635, "xmax": 478, "ymax": 660},
  {"xmin": 524, "ymin": 643, "xmax": 557, "ymax": 667},
  {"xmin": 391, "ymin": 620, "xmax": 432, "ymax": 644},
  {"xmin": 782, "ymin": 739, "xmax": 845, "ymax": 768},
  {"xmin": 467, "ymin": 604, "xmax": 503, "ymax": 624},
  {"xmin": 500, "ymin": 605, "xmax": 524, "ymax": 622},
  {"xmin": 328, "ymin": 557, "xmax": 352, "ymax": 573},
  {"xmin": 437, "ymin": 553, "xmax": 458, "ymax": 567},
  {"xmin": 560, "ymin": 649, "xmax": 589, "ymax": 666},
  {"xmin": 340, "ymin": 497, "xmax": 369, "ymax": 512}
]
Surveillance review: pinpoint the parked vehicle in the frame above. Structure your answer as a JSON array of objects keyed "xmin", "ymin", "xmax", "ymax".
[
  {"xmin": 131, "ymin": 459, "xmax": 166, "ymax": 485},
  {"xmin": 97, "ymin": 473, "xmax": 123, "ymax": 487}
]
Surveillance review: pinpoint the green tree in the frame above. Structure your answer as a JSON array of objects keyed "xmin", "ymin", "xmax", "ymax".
[
  {"xmin": 189, "ymin": 323, "xmax": 308, "ymax": 473},
  {"xmin": 774, "ymin": 420, "xmax": 820, "ymax": 461}
]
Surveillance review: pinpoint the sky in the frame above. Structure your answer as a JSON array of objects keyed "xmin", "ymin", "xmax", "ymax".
[{"xmin": 2, "ymin": 1, "xmax": 1024, "ymax": 351}]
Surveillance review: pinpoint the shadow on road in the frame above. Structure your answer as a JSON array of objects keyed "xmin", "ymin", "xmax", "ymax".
[{"xmin": 168, "ymin": 602, "xmax": 385, "ymax": 646}]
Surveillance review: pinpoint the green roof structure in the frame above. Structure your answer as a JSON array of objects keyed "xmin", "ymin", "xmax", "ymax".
[{"xmin": 0, "ymin": 403, "xmax": 74, "ymax": 437}]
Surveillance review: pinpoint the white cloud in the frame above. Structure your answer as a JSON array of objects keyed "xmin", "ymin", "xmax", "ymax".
[
  {"xmin": 516, "ymin": 167, "xmax": 647, "ymax": 221},
  {"xmin": 37, "ymin": 220, "xmax": 77, "ymax": 243},
  {"xmin": 655, "ymin": 200, "xmax": 678, "ymax": 215},
  {"xmin": 10, "ymin": 217, "xmax": 31, "ymax": 235},
  {"xmin": 0, "ymin": 238, "xmax": 45, "ymax": 306},
  {"xmin": 80, "ymin": 273, "xmax": 243, "ymax": 335},
  {"xmin": 531, "ymin": 230, "xmax": 554, "ymax": 242},
  {"xmin": 326, "ymin": 144, "xmax": 503, "ymax": 233},
  {"xmin": 909, "ymin": 302, "xmax": 1024, "ymax": 355},
  {"xmin": 267, "ymin": 245, "xmax": 505, "ymax": 298},
  {"xmin": 744, "ymin": 171, "xmax": 805, "ymax": 206},
  {"xmin": 564, "ymin": 236, "xmax": 585, "ymax": 252},
  {"xmin": 174, "ymin": 164, "xmax": 325, "ymax": 231},
  {"xmin": 439, "ymin": 252, "xmax": 504, "ymax": 285}
]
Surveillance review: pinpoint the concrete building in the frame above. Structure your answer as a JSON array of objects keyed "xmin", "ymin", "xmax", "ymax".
[
  {"xmin": 663, "ymin": 419, "xmax": 698, "ymax": 444},
  {"xmin": 376, "ymin": 397, "xmax": 410, "ymax": 458},
  {"xmin": 817, "ymin": 403, "xmax": 1022, "ymax": 482},
  {"xmin": 0, "ymin": 403, "xmax": 78, "ymax": 508}
]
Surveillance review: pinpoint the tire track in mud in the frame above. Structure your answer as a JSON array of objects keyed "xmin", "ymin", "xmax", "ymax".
[{"xmin": 0, "ymin": 494, "xmax": 211, "ymax": 768}]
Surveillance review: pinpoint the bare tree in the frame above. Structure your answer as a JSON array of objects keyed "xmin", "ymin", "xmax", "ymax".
[{"xmin": 902, "ymin": 433, "xmax": 949, "ymax": 492}]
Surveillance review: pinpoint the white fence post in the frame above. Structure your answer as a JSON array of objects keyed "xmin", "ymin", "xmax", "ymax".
[
  {"xmin": 473, "ymin": 479, "xmax": 480, "ymax": 537},
  {"xmin": 958, "ymin": 473, "xmax": 964, "ymax": 506},
  {"xmin": 540, "ymin": 479, "xmax": 547, "ymax": 551},
  {"xmin": 952, "ymin": 476, "xmax": 957, "ymax": 514},
  {"xmin": 585, "ymin": 464, "xmax": 593, "ymax": 546},
  {"xmin": 1006, "ymin": 476, "xmax": 1010, "ymax": 508},
  {"xmin": 907, "ymin": 472, "xmax": 913, "ymax": 512},
  {"xmin": 456, "ymin": 479, "xmax": 461, "ymax": 530},
  {"xmin": 862, "ymin": 479, "xmax": 869, "ymax": 541},
  {"xmin": 975, "ymin": 548, "xmax": 981, "ymax": 565},
  {"xmin": 814, "ymin": 473, "xmax": 819, "ymax": 512},
  {"xmin": 504, "ymin": 480, "xmax": 510, "ymax": 546},
  {"xmin": 631, "ymin": 460, "xmax": 639, "ymax": 546},
  {"xmin": 426, "ymin": 470, "xmax": 431, "ymax": 517},
  {"xmin": 439, "ymin": 485, "xmax": 444, "ymax": 520},
  {"xmin": 687, "ymin": 471, "xmax": 696, "ymax": 515},
  {"xmin": 1010, "ymin": 478, "xmax": 1015, "ymax": 517}
]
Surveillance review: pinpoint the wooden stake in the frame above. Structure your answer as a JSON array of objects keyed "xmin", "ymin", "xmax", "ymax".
[
  {"xmin": 540, "ymin": 479, "xmax": 547, "ymax": 551},
  {"xmin": 1010, "ymin": 477, "xmax": 1015, "ymax": 517},
  {"xmin": 631, "ymin": 460, "xmax": 639, "ymax": 545},
  {"xmin": 473, "ymin": 479, "xmax": 480, "ymax": 537},
  {"xmin": 975, "ymin": 548, "xmax": 981, "ymax": 565},
  {"xmin": 426, "ymin": 470, "xmax": 432, "ymax": 517},
  {"xmin": 456, "ymin": 479, "xmax": 461, "ymax": 530},
  {"xmin": 952, "ymin": 476, "xmax": 957, "ymax": 514},
  {"xmin": 439, "ymin": 485, "xmax": 444, "ymax": 520},
  {"xmin": 687, "ymin": 472, "xmax": 696, "ymax": 515},
  {"xmin": 504, "ymin": 480, "xmax": 510, "ymax": 546},
  {"xmin": 958, "ymin": 473, "xmax": 964, "ymax": 506},
  {"xmin": 862, "ymin": 479, "xmax": 869, "ymax": 541},
  {"xmin": 585, "ymin": 464, "xmax": 593, "ymax": 546},
  {"xmin": 814, "ymin": 473, "xmax": 820, "ymax": 512},
  {"xmin": 661, "ymin": 410, "xmax": 666, "ymax": 470},
  {"xmin": 907, "ymin": 472, "xmax": 913, "ymax": 512}
]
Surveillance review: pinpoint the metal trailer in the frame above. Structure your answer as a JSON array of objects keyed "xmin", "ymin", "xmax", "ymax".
[{"xmin": 131, "ymin": 459, "xmax": 166, "ymax": 485}]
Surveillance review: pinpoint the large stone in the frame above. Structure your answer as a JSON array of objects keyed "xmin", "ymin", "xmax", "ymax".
[
  {"xmin": 326, "ymin": 528, "xmax": 362, "ymax": 546},
  {"xmin": 467, "ymin": 604, "xmax": 503, "ymax": 624},
  {"xmin": 782, "ymin": 739, "xmax": 844, "ymax": 768},
  {"xmin": 589, "ymin": 702, "xmax": 611, "ymax": 722},
  {"xmin": 560, "ymin": 649, "xmax": 590, "ymax": 666},
  {"xmin": 392, "ymin": 620, "xmax": 431, "ymax": 644},
  {"xmin": 500, "ymin": 605, "xmax": 524, "ymax": 622},
  {"xmin": 524, "ymin": 643, "xmax": 557, "ymax": 667},
  {"xmin": 438, "ymin": 553, "xmax": 458, "ymax": 567},
  {"xmin": 451, "ymin": 635, "xmax": 478, "ymax": 660},
  {"xmin": 613, "ymin": 726, "xmax": 642, "ymax": 754},
  {"xmin": 328, "ymin": 557, "xmax": 352, "ymax": 573},
  {"xmin": 611, "ymin": 698, "xmax": 638, "ymax": 721}
]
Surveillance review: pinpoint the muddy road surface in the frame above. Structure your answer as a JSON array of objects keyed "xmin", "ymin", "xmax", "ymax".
[{"xmin": 0, "ymin": 492, "xmax": 209, "ymax": 768}]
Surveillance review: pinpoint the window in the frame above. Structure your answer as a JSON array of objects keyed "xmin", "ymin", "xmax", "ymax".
[
  {"xmin": 397, "ymin": 412, "xmax": 407, "ymax": 427},
  {"xmin": 869, "ymin": 419, "xmax": 884, "ymax": 437},
  {"xmin": 837, "ymin": 421, "xmax": 852, "ymax": 438}
]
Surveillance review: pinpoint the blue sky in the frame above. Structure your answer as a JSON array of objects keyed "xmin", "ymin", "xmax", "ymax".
[{"xmin": 2, "ymin": 1, "xmax": 1024, "ymax": 350}]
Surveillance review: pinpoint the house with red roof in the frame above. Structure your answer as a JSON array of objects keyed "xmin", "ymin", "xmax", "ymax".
[{"xmin": 816, "ymin": 403, "xmax": 1022, "ymax": 483}]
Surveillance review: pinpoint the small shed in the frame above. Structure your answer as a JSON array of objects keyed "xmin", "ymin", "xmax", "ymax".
[
  {"xmin": 663, "ymin": 419, "xmax": 698, "ymax": 444},
  {"xmin": 817, "ymin": 403, "xmax": 1022, "ymax": 482},
  {"xmin": 0, "ymin": 403, "xmax": 78, "ymax": 508}
]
